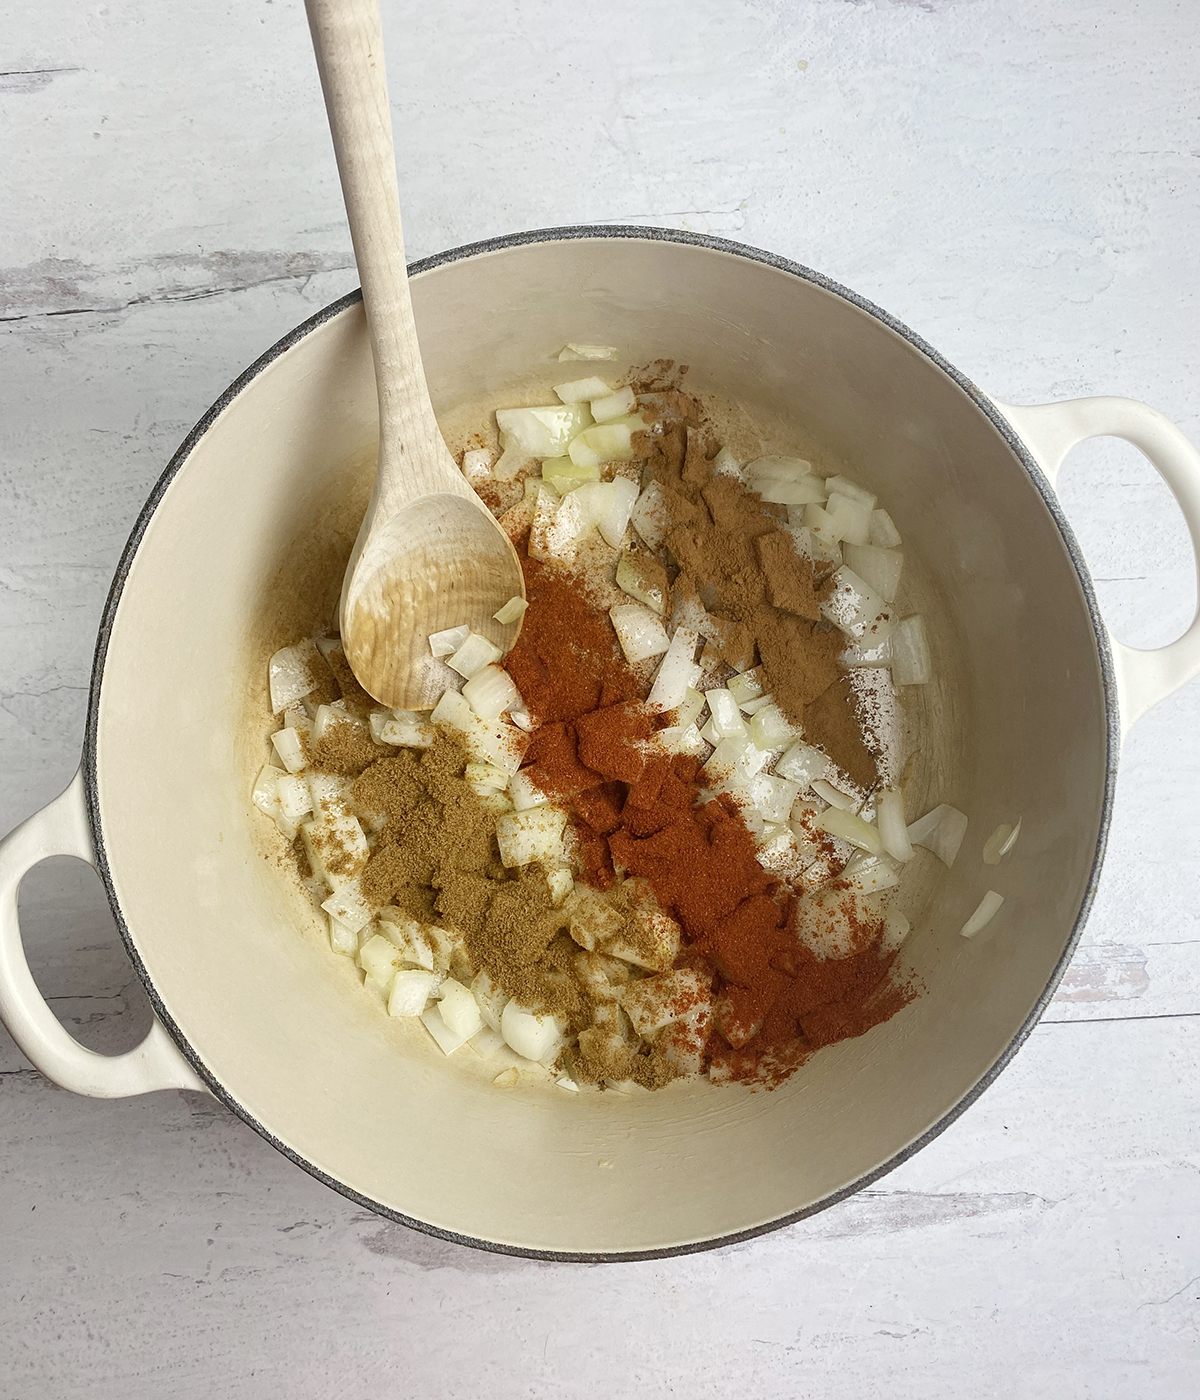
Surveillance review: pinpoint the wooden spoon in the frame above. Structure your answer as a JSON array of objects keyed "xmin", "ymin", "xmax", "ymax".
[{"xmin": 305, "ymin": 0, "xmax": 524, "ymax": 709}]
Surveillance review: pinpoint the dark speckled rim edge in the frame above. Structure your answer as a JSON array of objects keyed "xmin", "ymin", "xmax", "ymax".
[{"xmin": 82, "ymin": 225, "xmax": 1119, "ymax": 1264}]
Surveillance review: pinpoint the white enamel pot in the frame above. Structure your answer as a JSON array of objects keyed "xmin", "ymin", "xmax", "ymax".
[{"xmin": 3, "ymin": 230, "xmax": 1199, "ymax": 1260}]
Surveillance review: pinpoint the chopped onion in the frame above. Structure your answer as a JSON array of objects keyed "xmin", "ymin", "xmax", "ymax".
[
  {"xmin": 507, "ymin": 769, "xmax": 549, "ymax": 811},
  {"xmin": 727, "ymin": 667, "xmax": 764, "ymax": 706},
  {"xmin": 646, "ymin": 626, "xmax": 701, "ymax": 711},
  {"xmin": 983, "ymin": 819, "xmax": 1022, "ymax": 865},
  {"xmin": 558, "ymin": 343, "xmax": 618, "ymax": 361},
  {"xmin": 616, "ymin": 550, "xmax": 668, "ymax": 614},
  {"xmin": 712, "ymin": 446, "xmax": 742, "ymax": 479},
  {"xmin": 381, "ymin": 713, "xmax": 435, "ymax": 748},
  {"xmin": 876, "ymin": 788, "xmax": 914, "ymax": 861},
  {"xmin": 748, "ymin": 700, "xmax": 798, "ymax": 751},
  {"xmin": 961, "ymin": 890, "xmax": 1005, "ymax": 938},
  {"xmin": 658, "ymin": 721, "xmax": 707, "ymax": 757},
  {"xmin": 268, "ymin": 639, "xmax": 321, "ymax": 713},
  {"xmin": 428, "ymin": 624, "xmax": 470, "ymax": 658},
  {"xmin": 430, "ymin": 689, "xmax": 526, "ymax": 773},
  {"xmin": 590, "ymin": 386, "xmax": 637, "ymax": 422},
  {"xmin": 437, "ymin": 978, "xmax": 484, "ymax": 1039},
  {"xmin": 388, "ymin": 969, "xmax": 439, "ymax": 1017},
  {"xmin": 674, "ymin": 685, "xmax": 706, "ymax": 730},
  {"xmin": 740, "ymin": 692, "xmax": 775, "ymax": 716},
  {"xmin": 748, "ymin": 772, "xmax": 801, "ymax": 824},
  {"xmin": 820, "ymin": 565, "xmax": 892, "ymax": 640},
  {"xmin": 271, "ymin": 726, "xmax": 307, "ymax": 774},
  {"xmin": 596, "ymin": 476, "xmax": 639, "ymax": 547},
  {"xmin": 542, "ymin": 458, "xmax": 599, "ymax": 493},
  {"xmin": 869, "ymin": 508, "xmax": 902, "ymax": 548},
  {"xmin": 842, "ymin": 543, "xmax": 903, "ymax": 603},
  {"xmin": 570, "ymin": 422, "xmax": 635, "ymax": 469},
  {"xmin": 493, "ymin": 596, "xmax": 528, "ymax": 625},
  {"xmin": 811, "ymin": 778, "xmax": 860, "ymax": 811},
  {"xmin": 252, "ymin": 763, "xmax": 282, "ymax": 816},
  {"xmin": 464, "ymin": 761, "xmax": 508, "ymax": 789},
  {"xmin": 495, "ymin": 804, "xmax": 568, "ymax": 867},
  {"xmin": 699, "ymin": 715, "xmax": 721, "ymax": 747},
  {"xmin": 495, "ymin": 404, "xmax": 583, "ymax": 463},
  {"xmin": 620, "ymin": 968, "xmax": 710, "ymax": 1037},
  {"xmin": 630, "ymin": 480, "xmax": 668, "ymax": 549},
  {"xmin": 755, "ymin": 475, "xmax": 827, "ymax": 506},
  {"xmin": 610, "ymin": 602, "xmax": 670, "ymax": 663},
  {"xmin": 704, "ymin": 735, "xmax": 770, "ymax": 787},
  {"xmin": 328, "ymin": 915, "xmax": 358, "ymax": 957},
  {"xmin": 907, "ymin": 802, "xmax": 968, "ymax": 866},
  {"xmin": 545, "ymin": 865, "xmax": 575, "ymax": 906},
  {"xmin": 462, "ymin": 663, "xmax": 521, "ymax": 721},
  {"xmin": 472, "ymin": 970, "xmax": 509, "ymax": 1033},
  {"xmin": 841, "ymin": 634, "xmax": 894, "ymax": 668},
  {"xmin": 744, "ymin": 455, "xmax": 816, "ymax": 484},
  {"xmin": 705, "ymin": 688, "xmax": 748, "ymax": 739},
  {"xmin": 803, "ymin": 503, "xmax": 843, "ymax": 552},
  {"xmin": 824, "ymin": 491, "xmax": 873, "ymax": 547},
  {"xmin": 501, "ymin": 1001, "xmax": 566, "ymax": 1062},
  {"xmin": 276, "ymin": 772, "xmax": 313, "ymax": 827},
  {"xmin": 508, "ymin": 702, "xmax": 534, "ymax": 732},
  {"xmin": 824, "ymin": 475, "xmax": 877, "ymax": 511},
  {"xmin": 420, "ymin": 1003, "xmax": 470, "ymax": 1056},
  {"xmin": 468, "ymin": 1026, "xmax": 507, "ymax": 1059},
  {"xmin": 448, "ymin": 631, "xmax": 504, "ymax": 680},
  {"xmin": 775, "ymin": 739, "xmax": 828, "ymax": 788},
  {"xmin": 891, "ymin": 614, "xmax": 932, "ymax": 685},
  {"xmin": 816, "ymin": 806, "xmax": 883, "ymax": 854},
  {"xmin": 840, "ymin": 850, "xmax": 903, "ymax": 895},
  {"xmin": 359, "ymin": 933, "xmax": 400, "ymax": 988},
  {"xmin": 461, "ymin": 448, "xmax": 493, "ymax": 486},
  {"xmin": 879, "ymin": 909, "xmax": 911, "ymax": 956},
  {"xmin": 607, "ymin": 906, "xmax": 682, "ymax": 972},
  {"xmin": 554, "ymin": 375, "xmax": 613, "ymax": 403},
  {"xmin": 321, "ymin": 878, "xmax": 375, "ymax": 935}
]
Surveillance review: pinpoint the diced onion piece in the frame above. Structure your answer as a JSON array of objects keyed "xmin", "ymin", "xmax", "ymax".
[
  {"xmin": 271, "ymin": 727, "xmax": 307, "ymax": 774},
  {"xmin": 311, "ymin": 702, "xmax": 363, "ymax": 744},
  {"xmin": 462, "ymin": 663, "xmax": 521, "ymax": 721},
  {"xmin": 705, "ymin": 688, "xmax": 748, "ymax": 739},
  {"xmin": 388, "ymin": 969, "xmax": 439, "ymax": 1017},
  {"xmin": 470, "ymin": 1026, "xmax": 507, "ymax": 1059},
  {"xmin": 268, "ymin": 639, "xmax": 322, "ymax": 713},
  {"xmin": 630, "ymin": 480, "xmax": 668, "ymax": 549},
  {"xmin": 508, "ymin": 769, "xmax": 550, "ymax": 811},
  {"xmin": 590, "ymin": 386, "xmax": 637, "ymax": 422},
  {"xmin": 824, "ymin": 475, "xmax": 877, "ymax": 511},
  {"xmin": 983, "ymin": 818, "xmax": 1022, "ymax": 865},
  {"xmin": 811, "ymin": 778, "xmax": 859, "ymax": 811},
  {"xmin": 359, "ymin": 933, "xmax": 400, "ymax": 987},
  {"xmin": 542, "ymin": 458, "xmax": 599, "ymax": 494},
  {"xmin": 368, "ymin": 709, "xmax": 390, "ymax": 743},
  {"xmin": 495, "ymin": 805, "xmax": 568, "ymax": 867},
  {"xmin": 646, "ymin": 626, "xmax": 701, "ymax": 712},
  {"xmin": 508, "ymin": 703, "xmax": 534, "ymax": 732},
  {"xmin": 321, "ymin": 878, "xmax": 375, "ymax": 935},
  {"xmin": 596, "ymin": 476, "xmax": 639, "ymax": 547},
  {"xmin": 712, "ymin": 447, "xmax": 742, "ymax": 479},
  {"xmin": 420, "ymin": 1003, "xmax": 470, "ymax": 1056},
  {"xmin": 276, "ymin": 772, "xmax": 313, "ymax": 827},
  {"xmin": 448, "ymin": 631, "xmax": 504, "ymax": 680},
  {"xmin": 572, "ymin": 422, "xmax": 636, "ymax": 466},
  {"xmin": 841, "ymin": 634, "xmax": 894, "ymax": 668},
  {"xmin": 558, "ymin": 343, "xmax": 618, "ymax": 362},
  {"xmin": 472, "ymin": 970, "xmax": 509, "ymax": 1033},
  {"xmin": 891, "ymin": 614, "xmax": 932, "ymax": 685},
  {"xmin": 748, "ymin": 700, "xmax": 798, "ymax": 751},
  {"xmin": 464, "ymin": 761, "xmax": 509, "ymax": 790},
  {"xmin": 704, "ymin": 735, "xmax": 770, "ymax": 788},
  {"xmin": 252, "ymin": 764, "xmax": 283, "ymax": 817},
  {"xmin": 824, "ymin": 491, "xmax": 873, "ymax": 547},
  {"xmin": 620, "ymin": 968, "xmax": 710, "ymax": 1037},
  {"xmin": 755, "ymin": 475, "xmax": 828, "ymax": 506},
  {"xmin": 820, "ymin": 565, "xmax": 892, "ymax": 640},
  {"xmin": 554, "ymin": 375, "xmax": 613, "ymax": 403},
  {"xmin": 328, "ymin": 915, "xmax": 358, "ymax": 957},
  {"xmin": 615, "ymin": 550, "xmax": 668, "ymax": 614},
  {"xmin": 437, "ymin": 978, "xmax": 484, "ymax": 1039},
  {"xmin": 869, "ymin": 508, "xmax": 902, "ymax": 548},
  {"xmin": 748, "ymin": 773, "xmax": 801, "ymax": 825},
  {"xmin": 699, "ymin": 716, "xmax": 721, "ymax": 747},
  {"xmin": 907, "ymin": 803, "xmax": 968, "ymax": 866},
  {"xmin": 744, "ymin": 455, "xmax": 815, "ymax": 484},
  {"xmin": 840, "ymin": 850, "xmax": 903, "ymax": 895},
  {"xmin": 429, "ymin": 624, "xmax": 470, "ymax": 658},
  {"xmin": 674, "ymin": 685, "xmax": 706, "ymax": 730},
  {"xmin": 879, "ymin": 909, "xmax": 911, "ymax": 956},
  {"xmin": 740, "ymin": 693, "xmax": 775, "ymax": 716},
  {"xmin": 546, "ymin": 865, "xmax": 575, "ymax": 907},
  {"xmin": 493, "ymin": 595, "xmax": 528, "ymax": 625},
  {"xmin": 775, "ymin": 739, "xmax": 828, "ymax": 788},
  {"xmin": 430, "ymin": 689, "xmax": 526, "ymax": 773},
  {"xmin": 501, "ymin": 1001, "xmax": 566, "ymax": 1062},
  {"xmin": 727, "ymin": 667, "xmax": 765, "ymax": 706},
  {"xmin": 659, "ymin": 722, "xmax": 706, "ymax": 757},
  {"xmin": 961, "ymin": 890, "xmax": 1005, "ymax": 938},
  {"xmin": 842, "ymin": 543, "xmax": 903, "ymax": 603},
  {"xmin": 495, "ymin": 404, "xmax": 583, "ymax": 461},
  {"xmin": 803, "ymin": 502, "xmax": 842, "ymax": 552},
  {"xmin": 461, "ymin": 448, "xmax": 493, "ymax": 486},
  {"xmin": 816, "ymin": 806, "xmax": 883, "ymax": 854},
  {"xmin": 610, "ymin": 602, "xmax": 670, "ymax": 663},
  {"xmin": 380, "ymin": 713, "xmax": 435, "ymax": 748},
  {"xmin": 497, "ymin": 496, "xmax": 536, "ymax": 542},
  {"xmin": 876, "ymin": 788, "xmax": 914, "ymax": 861}
]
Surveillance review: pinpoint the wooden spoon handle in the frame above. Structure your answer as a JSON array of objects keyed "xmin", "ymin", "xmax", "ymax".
[{"xmin": 305, "ymin": 0, "xmax": 455, "ymax": 504}]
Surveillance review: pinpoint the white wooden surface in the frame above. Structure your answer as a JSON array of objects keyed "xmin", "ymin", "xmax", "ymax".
[{"xmin": 2, "ymin": 1, "xmax": 1197, "ymax": 1394}]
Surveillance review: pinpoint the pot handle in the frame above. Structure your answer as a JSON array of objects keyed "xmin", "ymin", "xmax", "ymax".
[
  {"xmin": 992, "ymin": 395, "xmax": 1200, "ymax": 733},
  {"xmin": 0, "ymin": 769, "xmax": 208, "ymax": 1097}
]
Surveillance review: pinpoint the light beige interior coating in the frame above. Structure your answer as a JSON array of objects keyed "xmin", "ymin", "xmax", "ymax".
[{"xmin": 94, "ymin": 237, "xmax": 1108, "ymax": 1255}]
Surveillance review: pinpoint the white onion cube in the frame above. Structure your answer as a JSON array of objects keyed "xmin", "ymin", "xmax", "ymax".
[
  {"xmin": 590, "ymin": 386, "xmax": 637, "ymax": 422},
  {"xmin": 820, "ymin": 565, "xmax": 892, "ymax": 640},
  {"xmin": 268, "ymin": 639, "xmax": 322, "ymax": 714},
  {"xmin": 493, "ymin": 596, "xmax": 528, "ymax": 625},
  {"xmin": 428, "ymin": 624, "xmax": 470, "ymax": 658},
  {"xmin": 749, "ymin": 700, "xmax": 798, "ymax": 751},
  {"xmin": 462, "ymin": 663, "xmax": 521, "ymax": 721},
  {"xmin": 420, "ymin": 1003, "xmax": 470, "ymax": 1055},
  {"xmin": 328, "ymin": 915, "xmax": 358, "ymax": 957},
  {"xmin": 448, "ymin": 631, "xmax": 504, "ymax": 680},
  {"xmin": 321, "ymin": 879, "xmax": 375, "ymax": 935},
  {"xmin": 631, "ymin": 481, "xmax": 668, "ymax": 550},
  {"xmin": 843, "ymin": 543, "xmax": 903, "ymax": 603},
  {"xmin": 610, "ymin": 603, "xmax": 670, "ymax": 663},
  {"xmin": 961, "ymin": 890, "xmax": 1005, "ymax": 938},
  {"xmin": 437, "ymin": 978, "xmax": 484, "ymax": 1039},
  {"xmin": 388, "ymin": 969, "xmax": 439, "ymax": 1016},
  {"xmin": 271, "ymin": 727, "xmax": 307, "ymax": 774},
  {"xmin": 891, "ymin": 614, "xmax": 932, "ymax": 685},
  {"xmin": 554, "ymin": 375, "xmax": 613, "ymax": 403},
  {"xmin": 646, "ymin": 627, "xmax": 701, "ymax": 712},
  {"xmin": 380, "ymin": 714, "xmax": 435, "ymax": 748},
  {"xmin": 597, "ymin": 476, "xmax": 639, "ymax": 547},
  {"xmin": 495, "ymin": 805, "xmax": 568, "ymax": 867},
  {"xmin": 501, "ymin": 1002, "xmax": 566, "ymax": 1062}
]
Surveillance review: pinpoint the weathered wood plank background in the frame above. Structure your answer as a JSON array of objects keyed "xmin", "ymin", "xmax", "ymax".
[{"xmin": 2, "ymin": 1, "xmax": 1197, "ymax": 1395}]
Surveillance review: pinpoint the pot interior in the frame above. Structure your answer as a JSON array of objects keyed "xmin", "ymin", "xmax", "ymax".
[{"xmin": 92, "ymin": 234, "xmax": 1109, "ymax": 1255}]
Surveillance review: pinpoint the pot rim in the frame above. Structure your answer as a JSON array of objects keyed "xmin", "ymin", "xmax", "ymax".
[{"xmin": 81, "ymin": 225, "xmax": 1119, "ymax": 1263}]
